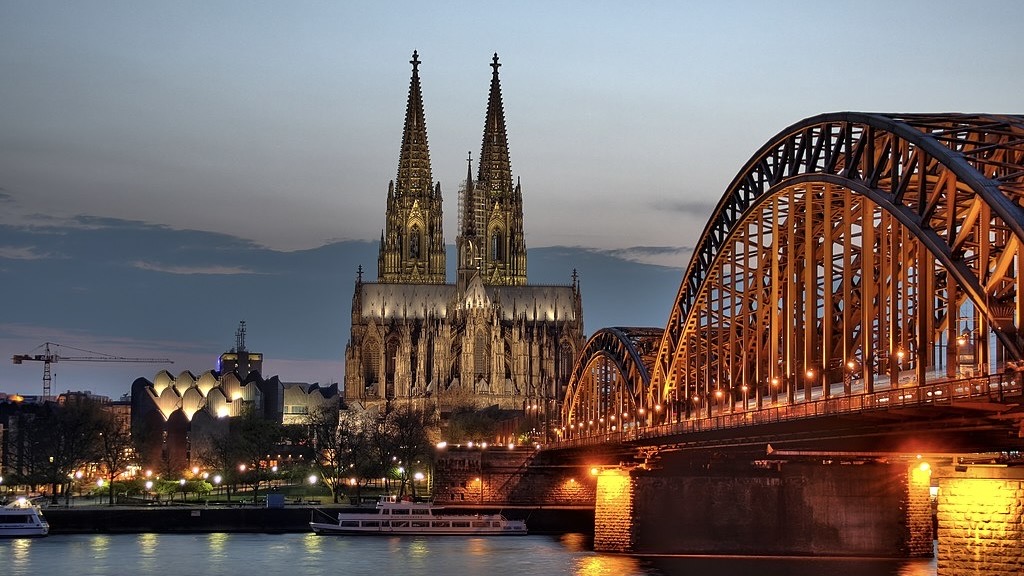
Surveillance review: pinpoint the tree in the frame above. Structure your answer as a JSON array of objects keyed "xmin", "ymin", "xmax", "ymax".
[
  {"xmin": 30, "ymin": 398, "xmax": 106, "ymax": 505},
  {"xmin": 444, "ymin": 406, "xmax": 502, "ymax": 444},
  {"xmin": 96, "ymin": 411, "xmax": 136, "ymax": 506},
  {"xmin": 384, "ymin": 404, "xmax": 438, "ymax": 499},
  {"xmin": 305, "ymin": 405, "xmax": 376, "ymax": 503},
  {"xmin": 193, "ymin": 407, "xmax": 284, "ymax": 503},
  {"xmin": 231, "ymin": 408, "xmax": 285, "ymax": 502},
  {"xmin": 194, "ymin": 421, "xmax": 241, "ymax": 502}
]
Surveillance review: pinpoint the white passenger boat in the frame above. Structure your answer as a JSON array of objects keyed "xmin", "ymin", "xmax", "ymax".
[
  {"xmin": 0, "ymin": 498, "xmax": 50, "ymax": 538},
  {"xmin": 310, "ymin": 497, "xmax": 527, "ymax": 536}
]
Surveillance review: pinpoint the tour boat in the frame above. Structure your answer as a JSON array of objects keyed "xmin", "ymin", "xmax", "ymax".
[
  {"xmin": 0, "ymin": 498, "xmax": 50, "ymax": 538},
  {"xmin": 310, "ymin": 497, "xmax": 527, "ymax": 536}
]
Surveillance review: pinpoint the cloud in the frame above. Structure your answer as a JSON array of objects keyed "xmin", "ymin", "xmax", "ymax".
[
  {"xmin": 0, "ymin": 245, "xmax": 61, "ymax": 260},
  {"xmin": 594, "ymin": 245, "xmax": 693, "ymax": 268},
  {"xmin": 131, "ymin": 260, "xmax": 258, "ymax": 275}
]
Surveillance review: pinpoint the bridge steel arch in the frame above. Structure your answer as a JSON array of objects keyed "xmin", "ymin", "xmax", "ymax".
[
  {"xmin": 639, "ymin": 112, "xmax": 1024, "ymax": 424},
  {"xmin": 561, "ymin": 327, "xmax": 662, "ymax": 438}
]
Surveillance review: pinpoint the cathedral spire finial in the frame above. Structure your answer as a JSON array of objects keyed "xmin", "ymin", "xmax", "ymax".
[
  {"xmin": 491, "ymin": 52, "xmax": 500, "ymax": 73},
  {"xmin": 411, "ymin": 50, "xmax": 420, "ymax": 73}
]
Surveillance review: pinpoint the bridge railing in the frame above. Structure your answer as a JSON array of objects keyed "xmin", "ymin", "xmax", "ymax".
[{"xmin": 554, "ymin": 372, "xmax": 1022, "ymax": 449}]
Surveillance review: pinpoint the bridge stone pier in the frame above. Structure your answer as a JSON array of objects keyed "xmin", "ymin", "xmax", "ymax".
[
  {"xmin": 593, "ymin": 452, "xmax": 934, "ymax": 557},
  {"xmin": 936, "ymin": 465, "xmax": 1024, "ymax": 576}
]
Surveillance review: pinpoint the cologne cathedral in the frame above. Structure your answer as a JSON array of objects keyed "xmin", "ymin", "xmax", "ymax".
[{"xmin": 344, "ymin": 52, "xmax": 585, "ymax": 420}]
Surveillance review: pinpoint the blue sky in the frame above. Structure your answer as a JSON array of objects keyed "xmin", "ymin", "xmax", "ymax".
[{"xmin": 1, "ymin": 1, "xmax": 1022, "ymax": 398}]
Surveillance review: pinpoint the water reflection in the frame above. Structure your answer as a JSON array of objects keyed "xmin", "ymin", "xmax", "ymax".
[
  {"xmin": 573, "ymin": 554, "xmax": 648, "ymax": 576},
  {"xmin": 0, "ymin": 533, "xmax": 938, "ymax": 576}
]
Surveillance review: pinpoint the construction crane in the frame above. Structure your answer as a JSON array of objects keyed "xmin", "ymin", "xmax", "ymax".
[{"xmin": 12, "ymin": 342, "xmax": 173, "ymax": 398}]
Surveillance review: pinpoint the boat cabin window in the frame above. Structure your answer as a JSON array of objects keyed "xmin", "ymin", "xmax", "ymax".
[
  {"xmin": 411, "ymin": 509, "xmax": 430, "ymax": 516},
  {"xmin": 391, "ymin": 509, "xmax": 410, "ymax": 515},
  {"xmin": 340, "ymin": 521, "xmax": 360, "ymax": 528},
  {"xmin": 1, "ymin": 514, "xmax": 32, "ymax": 523}
]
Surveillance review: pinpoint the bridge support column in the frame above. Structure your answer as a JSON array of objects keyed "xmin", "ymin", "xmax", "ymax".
[
  {"xmin": 937, "ymin": 466, "xmax": 1024, "ymax": 576},
  {"xmin": 593, "ymin": 468, "xmax": 635, "ymax": 552}
]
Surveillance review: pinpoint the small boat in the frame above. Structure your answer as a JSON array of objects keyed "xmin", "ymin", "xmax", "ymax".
[
  {"xmin": 310, "ymin": 496, "xmax": 527, "ymax": 536},
  {"xmin": 0, "ymin": 498, "xmax": 50, "ymax": 538}
]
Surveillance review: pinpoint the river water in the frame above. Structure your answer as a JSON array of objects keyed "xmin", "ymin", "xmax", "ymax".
[{"xmin": 3, "ymin": 533, "xmax": 937, "ymax": 576}]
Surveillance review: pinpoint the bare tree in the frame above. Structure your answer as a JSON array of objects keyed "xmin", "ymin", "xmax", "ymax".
[
  {"xmin": 305, "ymin": 406, "xmax": 378, "ymax": 503},
  {"xmin": 385, "ymin": 404, "xmax": 438, "ymax": 499},
  {"xmin": 96, "ymin": 411, "xmax": 136, "ymax": 505},
  {"xmin": 27, "ymin": 398, "xmax": 105, "ymax": 505}
]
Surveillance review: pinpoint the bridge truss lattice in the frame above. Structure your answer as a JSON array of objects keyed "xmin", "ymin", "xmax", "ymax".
[{"xmin": 562, "ymin": 112, "xmax": 1024, "ymax": 436}]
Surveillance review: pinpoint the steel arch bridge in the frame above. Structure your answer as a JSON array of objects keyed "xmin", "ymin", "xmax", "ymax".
[{"xmin": 561, "ymin": 112, "xmax": 1024, "ymax": 439}]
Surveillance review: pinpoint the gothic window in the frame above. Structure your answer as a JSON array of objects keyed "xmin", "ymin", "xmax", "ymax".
[
  {"xmin": 450, "ymin": 343, "xmax": 462, "ymax": 385},
  {"xmin": 386, "ymin": 337, "xmax": 400, "ymax": 399},
  {"xmin": 364, "ymin": 341, "xmax": 381, "ymax": 391},
  {"xmin": 504, "ymin": 342, "xmax": 513, "ymax": 380},
  {"xmin": 474, "ymin": 331, "xmax": 489, "ymax": 379},
  {"xmin": 491, "ymin": 230, "xmax": 503, "ymax": 261},
  {"xmin": 410, "ymin": 224, "xmax": 421, "ymax": 259},
  {"xmin": 558, "ymin": 341, "xmax": 574, "ymax": 386}
]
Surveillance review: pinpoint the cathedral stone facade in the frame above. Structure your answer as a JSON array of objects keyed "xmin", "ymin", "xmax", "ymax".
[{"xmin": 344, "ymin": 52, "xmax": 585, "ymax": 421}]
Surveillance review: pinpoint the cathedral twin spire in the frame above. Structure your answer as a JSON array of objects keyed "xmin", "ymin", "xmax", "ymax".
[{"xmin": 378, "ymin": 52, "xmax": 527, "ymax": 287}]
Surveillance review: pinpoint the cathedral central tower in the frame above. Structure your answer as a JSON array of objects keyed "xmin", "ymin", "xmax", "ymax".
[{"xmin": 378, "ymin": 51, "xmax": 446, "ymax": 284}]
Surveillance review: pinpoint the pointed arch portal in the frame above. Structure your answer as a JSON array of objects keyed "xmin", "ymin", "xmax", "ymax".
[{"xmin": 563, "ymin": 113, "xmax": 1024, "ymax": 434}]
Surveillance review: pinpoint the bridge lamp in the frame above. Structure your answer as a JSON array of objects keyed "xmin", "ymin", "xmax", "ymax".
[{"xmin": 805, "ymin": 369, "xmax": 815, "ymax": 380}]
